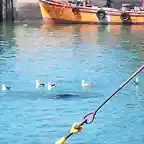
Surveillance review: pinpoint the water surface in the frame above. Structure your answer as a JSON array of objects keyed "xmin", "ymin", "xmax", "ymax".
[{"xmin": 0, "ymin": 23, "xmax": 144, "ymax": 144}]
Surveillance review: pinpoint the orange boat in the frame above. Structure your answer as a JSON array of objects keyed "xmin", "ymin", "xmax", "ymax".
[{"xmin": 39, "ymin": 0, "xmax": 144, "ymax": 25}]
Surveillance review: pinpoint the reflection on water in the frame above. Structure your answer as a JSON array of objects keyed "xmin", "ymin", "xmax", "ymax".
[
  {"xmin": 40, "ymin": 24, "xmax": 144, "ymax": 49},
  {"xmin": 40, "ymin": 24, "xmax": 144, "ymax": 71},
  {"xmin": 0, "ymin": 23, "xmax": 144, "ymax": 144}
]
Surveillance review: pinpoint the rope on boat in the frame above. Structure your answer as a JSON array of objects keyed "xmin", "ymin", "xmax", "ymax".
[
  {"xmin": 55, "ymin": 64, "xmax": 144, "ymax": 144},
  {"xmin": 59, "ymin": 4, "xmax": 66, "ymax": 16}
]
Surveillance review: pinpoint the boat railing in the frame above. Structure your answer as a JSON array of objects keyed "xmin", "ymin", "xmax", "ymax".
[{"xmin": 42, "ymin": 0, "xmax": 144, "ymax": 13}]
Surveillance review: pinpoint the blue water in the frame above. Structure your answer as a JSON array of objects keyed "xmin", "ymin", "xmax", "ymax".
[{"xmin": 0, "ymin": 23, "xmax": 144, "ymax": 144}]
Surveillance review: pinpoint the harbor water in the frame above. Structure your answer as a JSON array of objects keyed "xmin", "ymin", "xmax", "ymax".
[{"xmin": 0, "ymin": 23, "xmax": 144, "ymax": 144}]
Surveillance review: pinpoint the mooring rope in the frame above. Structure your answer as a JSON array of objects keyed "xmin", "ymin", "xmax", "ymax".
[
  {"xmin": 0, "ymin": 0, "xmax": 11, "ymax": 10},
  {"xmin": 0, "ymin": 0, "xmax": 14, "ymax": 22},
  {"xmin": 56, "ymin": 64, "xmax": 144, "ymax": 144},
  {"xmin": 0, "ymin": 0, "xmax": 7, "ymax": 7}
]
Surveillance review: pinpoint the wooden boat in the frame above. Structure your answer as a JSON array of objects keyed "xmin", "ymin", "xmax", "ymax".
[{"xmin": 39, "ymin": 0, "xmax": 144, "ymax": 25}]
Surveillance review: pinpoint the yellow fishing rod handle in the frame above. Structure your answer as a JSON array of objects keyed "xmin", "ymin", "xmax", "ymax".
[{"xmin": 55, "ymin": 137, "xmax": 66, "ymax": 144}]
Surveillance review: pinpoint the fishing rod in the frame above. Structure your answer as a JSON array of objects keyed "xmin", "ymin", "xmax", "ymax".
[{"xmin": 56, "ymin": 64, "xmax": 144, "ymax": 144}]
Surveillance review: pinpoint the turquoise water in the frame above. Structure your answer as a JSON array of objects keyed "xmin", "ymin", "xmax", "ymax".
[{"xmin": 0, "ymin": 23, "xmax": 144, "ymax": 144}]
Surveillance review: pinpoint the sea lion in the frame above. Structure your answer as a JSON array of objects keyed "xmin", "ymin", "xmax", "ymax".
[{"xmin": 54, "ymin": 94, "xmax": 78, "ymax": 99}]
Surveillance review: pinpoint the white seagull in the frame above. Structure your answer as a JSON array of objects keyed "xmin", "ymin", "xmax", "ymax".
[
  {"xmin": 36, "ymin": 80, "xmax": 45, "ymax": 88},
  {"xmin": 81, "ymin": 80, "xmax": 92, "ymax": 87},
  {"xmin": 2, "ymin": 84, "xmax": 11, "ymax": 91}
]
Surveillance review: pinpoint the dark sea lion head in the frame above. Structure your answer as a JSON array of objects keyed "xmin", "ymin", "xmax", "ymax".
[{"xmin": 54, "ymin": 94, "xmax": 78, "ymax": 99}]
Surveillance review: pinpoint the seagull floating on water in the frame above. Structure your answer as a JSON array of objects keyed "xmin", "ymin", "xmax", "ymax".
[
  {"xmin": 48, "ymin": 82, "xmax": 56, "ymax": 90},
  {"xmin": 81, "ymin": 80, "xmax": 92, "ymax": 87},
  {"xmin": 36, "ymin": 80, "xmax": 45, "ymax": 88},
  {"xmin": 2, "ymin": 84, "xmax": 11, "ymax": 91},
  {"xmin": 134, "ymin": 76, "xmax": 139, "ymax": 85}
]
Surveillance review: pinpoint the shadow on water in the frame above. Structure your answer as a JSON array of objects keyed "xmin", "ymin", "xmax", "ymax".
[
  {"xmin": 0, "ymin": 90, "xmax": 102, "ymax": 101},
  {"xmin": 52, "ymin": 93, "xmax": 79, "ymax": 99}
]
